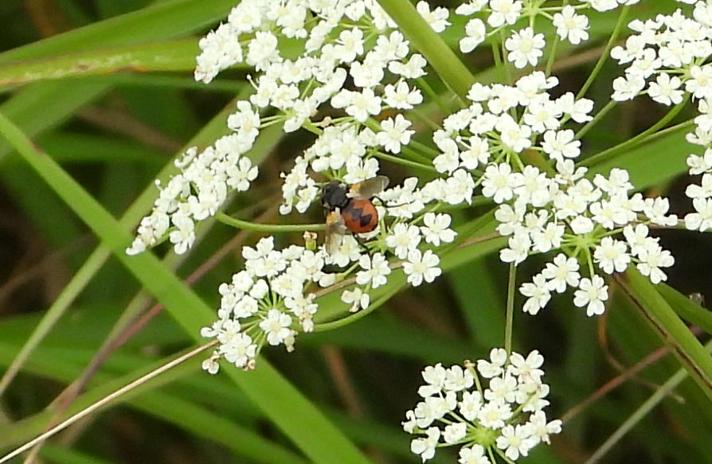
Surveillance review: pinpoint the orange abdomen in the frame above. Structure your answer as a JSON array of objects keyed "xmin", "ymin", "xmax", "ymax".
[{"xmin": 342, "ymin": 199, "xmax": 379, "ymax": 234}]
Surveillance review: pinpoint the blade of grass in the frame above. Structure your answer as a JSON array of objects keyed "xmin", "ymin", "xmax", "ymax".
[
  {"xmin": 40, "ymin": 444, "xmax": 113, "ymax": 464},
  {"xmin": 585, "ymin": 340, "xmax": 712, "ymax": 464},
  {"xmin": 617, "ymin": 269, "xmax": 712, "ymax": 401},
  {"xmin": 658, "ymin": 283, "xmax": 712, "ymax": 336},
  {"xmin": 0, "ymin": 39, "xmax": 209, "ymax": 91},
  {"xmin": 0, "ymin": 0, "xmax": 236, "ymax": 65},
  {"xmin": 0, "ymin": 343, "xmax": 307, "ymax": 464},
  {"xmin": 0, "ymin": 99, "xmax": 236, "ymax": 398},
  {"xmin": 0, "ymin": 81, "xmax": 111, "ymax": 164}
]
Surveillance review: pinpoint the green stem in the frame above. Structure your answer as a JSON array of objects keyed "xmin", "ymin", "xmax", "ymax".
[
  {"xmin": 575, "ymin": 99, "xmax": 617, "ymax": 140},
  {"xmin": 491, "ymin": 38, "xmax": 506, "ymax": 84},
  {"xmin": 545, "ymin": 32, "xmax": 560, "ymax": 77},
  {"xmin": 581, "ymin": 102, "xmax": 691, "ymax": 167},
  {"xmin": 577, "ymin": 6, "xmax": 630, "ymax": 99},
  {"xmin": 371, "ymin": 150, "xmax": 439, "ymax": 173},
  {"xmin": 314, "ymin": 279, "xmax": 403, "ymax": 332},
  {"xmin": 505, "ymin": 263, "xmax": 516, "ymax": 355},
  {"xmin": 417, "ymin": 77, "xmax": 448, "ymax": 115},
  {"xmin": 215, "ymin": 212, "xmax": 324, "ymax": 232},
  {"xmin": 585, "ymin": 339, "xmax": 712, "ymax": 464},
  {"xmin": 376, "ymin": 0, "xmax": 475, "ymax": 102}
]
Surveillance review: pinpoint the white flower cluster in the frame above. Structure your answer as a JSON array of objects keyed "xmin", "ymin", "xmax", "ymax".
[
  {"xmin": 403, "ymin": 349, "xmax": 561, "ymax": 463},
  {"xmin": 686, "ymin": 98, "xmax": 712, "ymax": 230},
  {"xmin": 431, "ymin": 73, "xmax": 676, "ymax": 316},
  {"xmin": 456, "ymin": 0, "xmax": 639, "ymax": 67},
  {"xmin": 126, "ymin": 115, "xmax": 259, "ymax": 255},
  {"xmin": 132, "ymin": 0, "xmax": 453, "ymax": 256},
  {"xmin": 200, "ymin": 237, "xmax": 337, "ymax": 373},
  {"xmin": 610, "ymin": 3, "xmax": 712, "ymax": 234},
  {"xmin": 611, "ymin": 1, "xmax": 712, "ymax": 104},
  {"xmin": 510, "ymin": 167, "xmax": 677, "ymax": 316}
]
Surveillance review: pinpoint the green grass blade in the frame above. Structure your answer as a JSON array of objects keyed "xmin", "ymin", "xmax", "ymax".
[
  {"xmin": 658, "ymin": 283, "xmax": 712, "ymax": 336},
  {"xmin": 0, "ymin": 81, "xmax": 111, "ymax": 163},
  {"xmin": 0, "ymin": 39, "xmax": 207, "ymax": 90},
  {"xmin": 0, "ymin": 344, "xmax": 307, "ymax": 464},
  {"xmin": 621, "ymin": 269, "xmax": 712, "ymax": 401},
  {"xmin": 0, "ymin": 0, "xmax": 236, "ymax": 64},
  {"xmin": 585, "ymin": 340, "xmax": 712, "ymax": 464}
]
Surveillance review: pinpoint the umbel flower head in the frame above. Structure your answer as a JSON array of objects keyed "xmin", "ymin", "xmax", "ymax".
[{"xmin": 403, "ymin": 349, "xmax": 561, "ymax": 463}]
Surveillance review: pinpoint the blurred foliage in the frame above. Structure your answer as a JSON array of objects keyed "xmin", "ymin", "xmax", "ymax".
[{"xmin": 0, "ymin": 0, "xmax": 710, "ymax": 463}]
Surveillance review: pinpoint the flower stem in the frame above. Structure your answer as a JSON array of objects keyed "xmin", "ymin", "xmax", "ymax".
[
  {"xmin": 215, "ymin": 212, "xmax": 325, "ymax": 232},
  {"xmin": 575, "ymin": 99, "xmax": 617, "ymax": 140},
  {"xmin": 581, "ymin": 101, "xmax": 691, "ymax": 167},
  {"xmin": 577, "ymin": 5, "xmax": 630, "ymax": 99},
  {"xmin": 505, "ymin": 263, "xmax": 517, "ymax": 355},
  {"xmin": 545, "ymin": 32, "xmax": 560, "ymax": 77}
]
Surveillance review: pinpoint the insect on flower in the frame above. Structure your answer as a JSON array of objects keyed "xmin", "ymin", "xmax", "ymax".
[{"xmin": 321, "ymin": 175, "xmax": 389, "ymax": 254}]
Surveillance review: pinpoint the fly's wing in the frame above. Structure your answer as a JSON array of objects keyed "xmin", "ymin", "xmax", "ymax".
[
  {"xmin": 325, "ymin": 210, "xmax": 348, "ymax": 255},
  {"xmin": 348, "ymin": 175, "xmax": 389, "ymax": 199}
]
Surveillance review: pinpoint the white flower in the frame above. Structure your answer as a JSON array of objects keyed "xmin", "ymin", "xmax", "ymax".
[
  {"xmin": 477, "ymin": 401, "xmax": 512, "ymax": 429},
  {"xmin": 416, "ymin": 1, "xmax": 450, "ymax": 33},
  {"xmin": 496, "ymin": 116, "xmax": 532, "ymax": 152},
  {"xmin": 460, "ymin": 18, "xmax": 486, "ymax": 53},
  {"xmin": 459, "ymin": 445, "xmax": 491, "ymax": 464},
  {"xmin": 404, "ymin": 250, "xmax": 442, "ymax": 287},
  {"xmin": 341, "ymin": 287, "xmax": 370, "ymax": 312},
  {"xmin": 648, "ymin": 73, "xmax": 684, "ymax": 106},
  {"xmin": 421, "ymin": 213, "xmax": 457, "ymax": 246},
  {"xmin": 528, "ymin": 411, "xmax": 562, "ymax": 445},
  {"xmin": 259, "ymin": 309, "xmax": 294, "ymax": 346},
  {"xmin": 220, "ymin": 332, "xmax": 257, "ymax": 368},
  {"xmin": 386, "ymin": 223, "xmax": 422, "ymax": 259},
  {"xmin": 637, "ymin": 244, "xmax": 674, "ymax": 284},
  {"xmin": 411, "ymin": 427, "xmax": 440, "ymax": 462},
  {"xmin": 356, "ymin": 253, "xmax": 392, "ymax": 288},
  {"xmin": 488, "ymin": 0, "xmax": 523, "ymax": 28},
  {"xmin": 505, "ymin": 27, "xmax": 545, "ymax": 69},
  {"xmin": 574, "ymin": 275, "xmax": 609, "ymax": 316},
  {"xmin": 384, "ymin": 81, "xmax": 423, "ymax": 109},
  {"xmin": 553, "ymin": 6, "xmax": 589, "ymax": 44},
  {"xmin": 612, "ymin": 75, "xmax": 645, "ymax": 101},
  {"xmin": 443, "ymin": 423, "xmax": 467, "ymax": 444},
  {"xmin": 336, "ymin": 28, "xmax": 364, "ymax": 63},
  {"xmin": 482, "ymin": 163, "xmax": 518, "ymax": 203},
  {"xmin": 520, "ymin": 274, "xmax": 551, "ymax": 315},
  {"xmin": 542, "ymin": 129, "xmax": 581, "ymax": 162},
  {"xmin": 594, "ymin": 237, "xmax": 631, "ymax": 274},
  {"xmin": 377, "ymin": 114, "xmax": 414, "ymax": 153},
  {"xmin": 477, "ymin": 348, "xmax": 508, "ymax": 378},
  {"xmin": 685, "ymin": 198, "xmax": 712, "ymax": 231},
  {"xmin": 496, "ymin": 424, "xmax": 534, "ymax": 460},
  {"xmin": 541, "ymin": 254, "xmax": 580, "ymax": 293}
]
